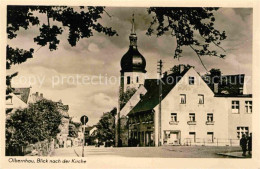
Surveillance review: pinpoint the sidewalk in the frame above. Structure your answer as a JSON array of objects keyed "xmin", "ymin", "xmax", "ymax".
[{"xmin": 217, "ymin": 151, "xmax": 252, "ymax": 158}]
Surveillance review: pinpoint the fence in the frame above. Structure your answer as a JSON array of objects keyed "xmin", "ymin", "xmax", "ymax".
[
  {"xmin": 6, "ymin": 139, "xmax": 54, "ymax": 156},
  {"xmin": 182, "ymin": 138, "xmax": 240, "ymax": 147}
]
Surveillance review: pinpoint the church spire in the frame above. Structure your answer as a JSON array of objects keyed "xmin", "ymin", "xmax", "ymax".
[
  {"xmin": 131, "ymin": 13, "xmax": 135, "ymax": 34},
  {"xmin": 129, "ymin": 13, "xmax": 137, "ymax": 47}
]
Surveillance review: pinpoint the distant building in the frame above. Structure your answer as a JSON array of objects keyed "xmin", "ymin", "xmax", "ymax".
[
  {"xmin": 84, "ymin": 126, "xmax": 98, "ymax": 145},
  {"xmin": 6, "ymin": 87, "xmax": 32, "ymax": 114},
  {"xmin": 117, "ymin": 19, "xmax": 252, "ymax": 147},
  {"xmin": 5, "ymin": 87, "xmax": 45, "ymax": 117},
  {"xmin": 56, "ymin": 100, "xmax": 70, "ymax": 148}
]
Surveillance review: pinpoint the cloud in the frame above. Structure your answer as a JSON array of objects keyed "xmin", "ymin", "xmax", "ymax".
[
  {"xmin": 7, "ymin": 7, "xmax": 253, "ymax": 125},
  {"xmin": 90, "ymin": 93, "xmax": 117, "ymax": 110},
  {"xmin": 88, "ymin": 43, "xmax": 100, "ymax": 52}
]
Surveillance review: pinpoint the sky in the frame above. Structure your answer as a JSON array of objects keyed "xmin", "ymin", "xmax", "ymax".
[{"xmin": 7, "ymin": 7, "xmax": 253, "ymax": 125}]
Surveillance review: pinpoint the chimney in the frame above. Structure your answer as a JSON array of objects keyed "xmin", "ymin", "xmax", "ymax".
[
  {"xmin": 213, "ymin": 83, "xmax": 218, "ymax": 93},
  {"xmin": 179, "ymin": 64, "xmax": 185, "ymax": 73},
  {"xmin": 40, "ymin": 93, "xmax": 43, "ymax": 98},
  {"xmin": 36, "ymin": 92, "xmax": 39, "ymax": 96}
]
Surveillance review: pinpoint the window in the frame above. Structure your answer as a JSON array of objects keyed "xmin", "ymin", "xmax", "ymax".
[
  {"xmin": 171, "ymin": 113, "xmax": 177, "ymax": 122},
  {"xmin": 207, "ymin": 132, "xmax": 214, "ymax": 143},
  {"xmin": 127, "ymin": 76, "xmax": 131, "ymax": 84},
  {"xmin": 232, "ymin": 101, "xmax": 239, "ymax": 113},
  {"xmin": 245, "ymin": 101, "xmax": 252, "ymax": 113},
  {"xmin": 207, "ymin": 113, "xmax": 213, "ymax": 122},
  {"xmin": 237, "ymin": 126, "xmax": 249, "ymax": 139},
  {"xmin": 198, "ymin": 94, "xmax": 204, "ymax": 104},
  {"xmin": 189, "ymin": 132, "xmax": 196, "ymax": 142},
  {"xmin": 136, "ymin": 76, "xmax": 139, "ymax": 83},
  {"xmin": 189, "ymin": 76, "xmax": 194, "ymax": 85},
  {"xmin": 189, "ymin": 113, "xmax": 195, "ymax": 122},
  {"xmin": 180, "ymin": 94, "xmax": 186, "ymax": 104}
]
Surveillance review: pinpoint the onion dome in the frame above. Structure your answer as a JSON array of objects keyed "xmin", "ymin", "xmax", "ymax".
[{"xmin": 120, "ymin": 14, "xmax": 146, "ymax": 73}]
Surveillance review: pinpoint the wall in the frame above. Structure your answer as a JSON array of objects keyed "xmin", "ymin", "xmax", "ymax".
[
  {"xmin": 122, "ymin": 72, "xmax": 146, "ymax": 92},
  {"xmin": 158, "ymin": 68, "xmax": 229, "ymax": 145},
  {"xmin": 224, "ymin": 97, "xmax": 252, "ymax": 139},
  {"xmin": 120, "ymin": 85, "xmax": 147, "ymax": 116}
]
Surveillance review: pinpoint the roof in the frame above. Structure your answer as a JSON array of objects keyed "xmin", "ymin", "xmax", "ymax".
[
  {"xmin": 85, "ymin": 126, "xmax": 97, "ymax": 132},
  {"xmin": 120, "ymin": 29, "xmax": 146, "ymax": 73},
  {"xmin": 205, "ymin": 74, "xmax": 245, "ymax": 95},
  {"xmin": 121, "ymin": 46, "xmax": 146, "ymax": 73},
  {"xmin": 13, "ymin": 88, "xmax": 31, "ymax": 104},
  {"xmin": 214, "ymin": 94, "xmax": 252, "ymax": 98},
  {"xmin": 129, "ymin": 68, "xmax": 189, "ymax": 114}
]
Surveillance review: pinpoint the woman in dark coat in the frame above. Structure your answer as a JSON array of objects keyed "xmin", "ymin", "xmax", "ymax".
[{"xmin": 240, "ymin": 134, "xmax": 247, "ymax": 156}]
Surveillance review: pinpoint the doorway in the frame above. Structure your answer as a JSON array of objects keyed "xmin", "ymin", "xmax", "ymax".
[{"xmin": 164, "ymin": 130, "xmax": 181, "ymax": 145}]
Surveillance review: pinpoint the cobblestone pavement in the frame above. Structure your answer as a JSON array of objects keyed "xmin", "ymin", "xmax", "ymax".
[{"xmin": 51, "ymin": 145, "xmax": 246, "ymax": 158}]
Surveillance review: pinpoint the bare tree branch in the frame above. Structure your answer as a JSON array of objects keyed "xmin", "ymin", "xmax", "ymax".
[
  {"xmin": 189, "ymin": 45, "xmax": 208, "ymax": 72},
  {"xmin": 103, "ymin": 9, "xmax": 112, "ymax": 18}
]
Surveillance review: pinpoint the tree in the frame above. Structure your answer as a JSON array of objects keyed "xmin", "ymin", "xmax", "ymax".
[
  {"xmin": 119, "ymin": 88, "xmax": 137, "ymax": 109},
  {"xmin": 95, "ymin": 107, "xmax": 117, "ymax": 145},
  {"xmin": 68, "ymin": 118, "xmax": 81, "ymax": 138},
  {"xmin": 6, "ymin": 99, "xmax": 63, "ymax": 149},
  {"xmin": 6, "ymin": 6, "xmax": 118, "ymax": 98},
  {"xmin": 209, "ymin": 68, "xmax": 222, "ymax": 83},
  {"xmin": 147, "ymin": 7, "xmax": 226, "ymax": 71},
  {"xmin": 169, "ymin": 64, "xmax": 193, "ymax": 74}
]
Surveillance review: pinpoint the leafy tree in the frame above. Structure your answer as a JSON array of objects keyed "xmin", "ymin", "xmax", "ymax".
[
  {"xmin": 168, "ymin": 64, "xmax": 193, "ymax": 74},
  {"xmin": 95, "ymin": 107, "xmax": 117, "ymax": 144},
  {"xmin": 147, "ymin": 7, "xmax": 226, "ymax": 71},
  {"xmin": 6, "ymin": 99, "xmax": 63, "ymax": 148},
  {"xmin": 120, "ymin": 88, "xmax": 137, "ymax": 109},
  {"xmin": 6, "ymin": 6, "xmax": 118, "ymax": 98},
  {"xmin": 68, "ymin": 118, "xmax": 81, "ymax": 138},
  {"xmin": 209, "ymin": 68, "xmax": 221, "ymax": 83}
]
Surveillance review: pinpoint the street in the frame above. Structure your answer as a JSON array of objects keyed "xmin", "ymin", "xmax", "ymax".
[{"xmin": 51, "ymin": 145, "xmax": 244, "ymax": 158}]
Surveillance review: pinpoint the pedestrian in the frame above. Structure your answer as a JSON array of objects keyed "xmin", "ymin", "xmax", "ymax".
[
  {"xmin": 248, "ymin": 133, "xmax": 252, "ymax": 155},
  {"xmin": 240, "ymin": 134, "xmax": 247, "ymax": 156}
]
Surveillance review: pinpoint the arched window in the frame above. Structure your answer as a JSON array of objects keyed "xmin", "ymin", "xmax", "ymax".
[{"xmin": 136, "ymin": 76, "xmax": 139, "ymax": 83}]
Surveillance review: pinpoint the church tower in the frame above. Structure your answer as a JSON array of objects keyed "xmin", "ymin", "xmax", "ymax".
[{"xmin": 120, "ymin": 14, "xmax": 147, "ymax": 93}]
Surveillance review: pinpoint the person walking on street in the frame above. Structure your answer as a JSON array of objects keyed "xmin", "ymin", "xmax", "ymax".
[
  {"xmin": 240, "ymin": 134, "xmax": 247, "ymax": 156},
  {"xmin": 248, "ymin": 133, "xmax": 252, "ymax": 155}
]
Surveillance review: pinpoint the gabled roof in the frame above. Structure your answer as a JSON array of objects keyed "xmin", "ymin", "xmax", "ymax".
[
  {"xmin": 13, "ymin": 88, "xmax": 31, "ymax": 104},
  {"xmin": 129, "ymin": 68, "xmax": 189, "ymax": 114},
  {"xmin": 85, "ymin": 126, "xmax": 96, "ymax": 131}
]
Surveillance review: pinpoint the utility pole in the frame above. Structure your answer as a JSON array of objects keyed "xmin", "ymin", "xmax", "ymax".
[
  {"xmin": 116, "ymin": 79, "xmax": 122, "ymax": 147},
  {"xmin": 82, "ymin": 125, "xmax": 85, "ymax": 157},
  {"xmin": 157, "ymin": 60, "xmax": 163, "ymax": 146}
]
